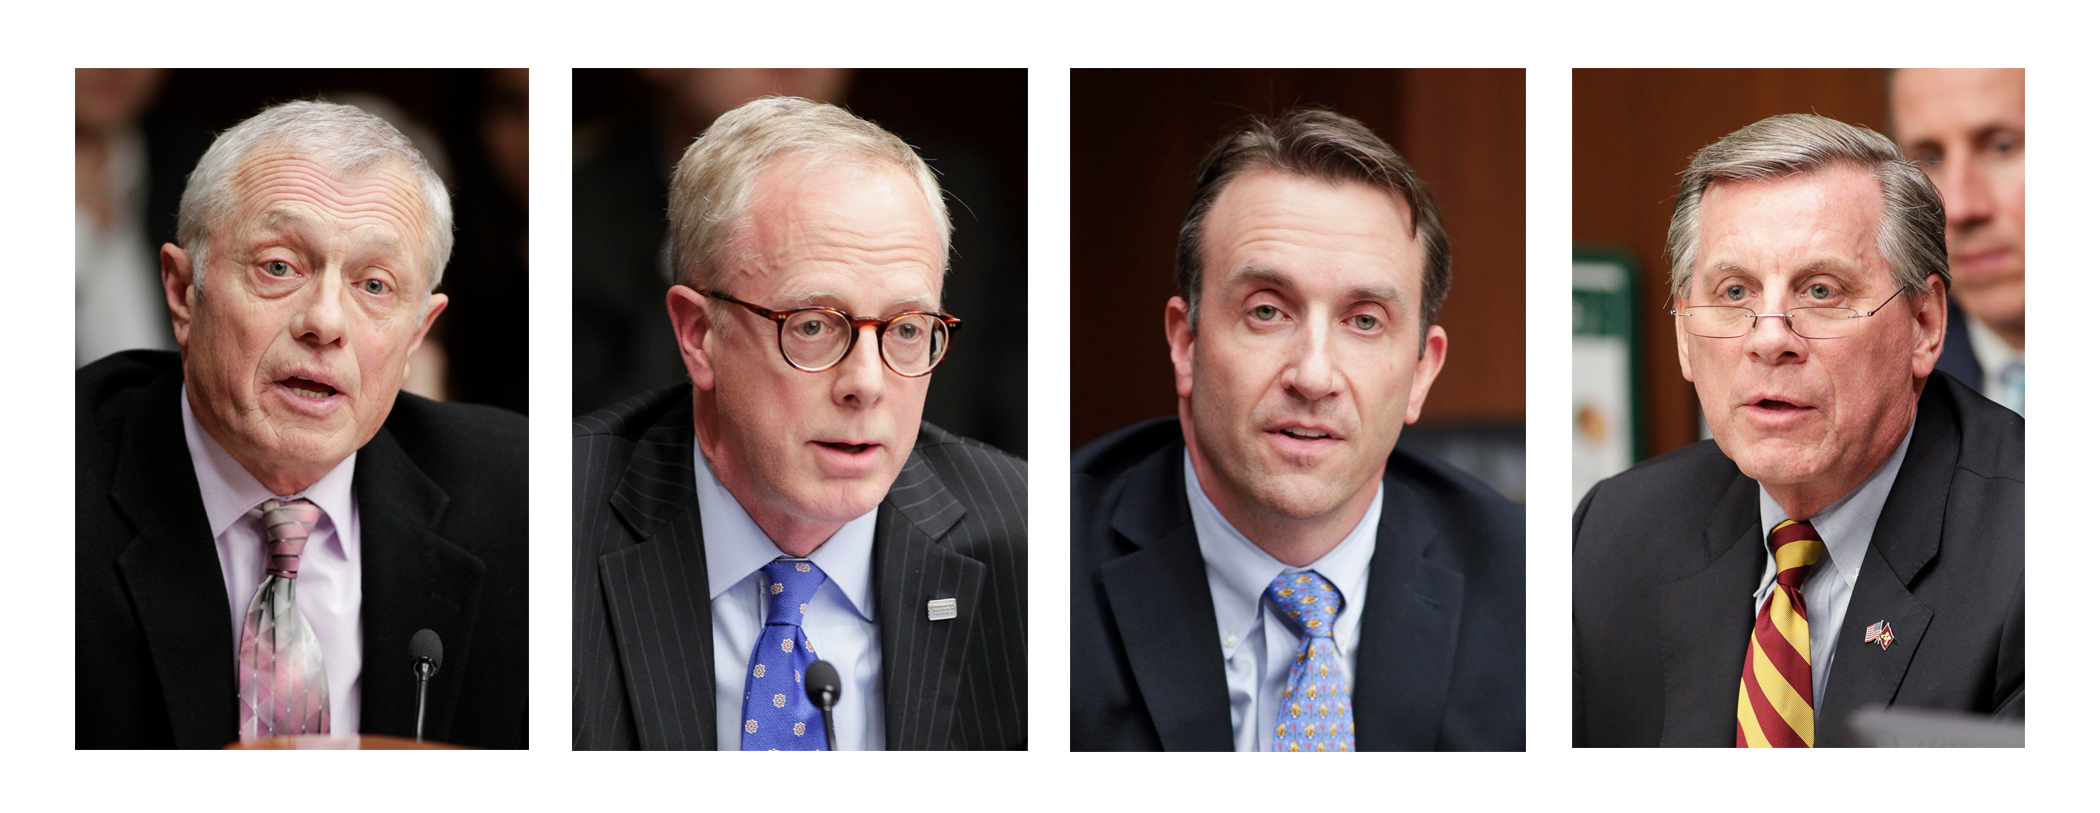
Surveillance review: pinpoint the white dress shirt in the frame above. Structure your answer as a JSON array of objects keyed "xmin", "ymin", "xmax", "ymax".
[
  {"xmin": 695, "ymin": 441, "xmax": 886, "ymax": 751},
  {"xmin": 1752, "ymin": 417, "xmax": 1915, "ymax": 716},
  {"xmin": 181, "ymin": 385, "xmax": 363, "ymax": 734},
  {"xmin": 1184, "ymin": 452, "xmax": 1380, "ymax": 752},
  {"xmin": 1966, "ymin": 317, "xmax": 2024, "ymax": 415}
]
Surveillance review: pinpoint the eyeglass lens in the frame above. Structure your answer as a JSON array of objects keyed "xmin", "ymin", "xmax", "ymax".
[{"xmin": 780, "ymin": 310, "xmax": 948, "ymax": 373}]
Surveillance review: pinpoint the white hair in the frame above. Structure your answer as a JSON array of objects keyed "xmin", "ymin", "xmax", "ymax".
[
  {"xmin": 176, "ymin": 99, "xmax": 454, "ymax": 296},
  {"xmin": 667, "ymin": 96, "xmax": 950, "ymax": 291}
]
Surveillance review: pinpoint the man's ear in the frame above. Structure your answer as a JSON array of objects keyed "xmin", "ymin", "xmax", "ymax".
[
  {"xmin": 667, "ymin": 285, "xmax": 718, "ymax": 391},
  {"xmin": 1402, "ymin": 324, "xmax": 1449, "ymax": 425},
  {"xmin": 1165, "ymin": 296, "xmax": 1196, "ymax": 400},
  {"xmin": 1912, "ymin": 275, "xmax": 1949, "ymax": 380},
  {"xmin": 407, "ymin": 293, "xmax": 449, "ymax": 357},
  {"xmin": 161, "ymin": 243, "xmax": 195, "ymax": 348}
]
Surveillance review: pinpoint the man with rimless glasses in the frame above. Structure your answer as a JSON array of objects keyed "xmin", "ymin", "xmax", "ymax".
[
  {"xmin": 573, "ymin": 97, "xmax": 1026, "ymax": 750},
  {"xmin": 1573, "ymin": 114, "xmax": 2023, "ymax": 747}
]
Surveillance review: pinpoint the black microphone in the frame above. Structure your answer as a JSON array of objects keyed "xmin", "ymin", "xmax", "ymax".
[
  {"xmin": 410, "ymin": 629, "xmax": 443, "ymax": 743},
  {"xmin": 804, "ymin": 660, "xmax": 841, "ymax": 751}
]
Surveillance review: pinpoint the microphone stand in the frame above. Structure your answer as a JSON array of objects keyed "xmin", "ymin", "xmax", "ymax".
[{"xmin": 413, "ymin": 659, "xmax": 436, "ymax": 743}]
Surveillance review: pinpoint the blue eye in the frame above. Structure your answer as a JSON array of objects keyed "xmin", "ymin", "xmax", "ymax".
[
  {"xmin": 1350, "ymin": 314, "xmax": 1380, "ymax": 331},
  {"xmin": 1723, "ymin": 284, "xmax": 1748, "ymax": 301},
  {"xmin": 362, "ymin": 279, "xmax": 389, "ymax": 295},
  {"xmin": 1807, "ymin": 283, "xmax": 1834, "ymax": 300}
]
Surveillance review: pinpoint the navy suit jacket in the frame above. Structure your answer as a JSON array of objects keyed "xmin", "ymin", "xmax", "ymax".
[
  {"xmin": 1572, "ymin": 372, "xmax": 2023, "ymax": 746},
  {"xmin": 571, "ymin": 383, "xmax": 1028, "ymax": 750},
  {"xmin": 76, "ymin": 350, "xmax": 530, "ymax": 749},
  {"xmin": 1070, "ymin": 417, "xmax": 1526, "ymax": 751}
]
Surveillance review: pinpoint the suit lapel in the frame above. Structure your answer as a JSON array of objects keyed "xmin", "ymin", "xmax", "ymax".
[
  {"xmin": 1352, "ymin": 473, "xmax": 1466, "ymax": 751},
  {"xmin": 110, "ymin": 372, "xmax": 237, "ymax": 749},
  {"xmin": 1656, "ymin": 475, "xmax": 1764, "ymax": 747},
  {"xmin": 873, "ymin": 451, "xmax": 981, "ymax": 750},
  {"xmin": 1820, "ymin": 389, "xmax": 1954, "ymax": 740},
  {"xmin": 598, "ymin": 403, "xmax": 716, "ymax": 750},
  {"xmin": 1100, "ymin": 446, "xmax": 1235, "ymax": 751},
  {"xmin": 354, "ymin": 426, "xmax": 484, "ymax": 743}
]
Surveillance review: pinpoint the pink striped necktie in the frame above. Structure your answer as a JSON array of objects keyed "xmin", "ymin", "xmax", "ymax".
[{"xmin": 237, "ymin": 498, "xmax": 331, "ymax": 740}]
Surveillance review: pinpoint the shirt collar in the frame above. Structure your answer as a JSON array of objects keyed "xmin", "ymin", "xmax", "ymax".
[
  {"xmin": 1184, "ymin": 450, "xmax": 1380, "ymax": 642},
  {"xmin": 180, "ymin": 382, "xmax": 357, "ymax": 537},
  {"xmin": 1754, "ymin": 413, "xmax": 1917, "ymax": 593},
  {"xmin": 1966, "ymin": 315, "xmax": 2021, "ymax": 382},
  {"xmin": 693, "ymin": 438, "xmax": 877, "ymax": 621}
]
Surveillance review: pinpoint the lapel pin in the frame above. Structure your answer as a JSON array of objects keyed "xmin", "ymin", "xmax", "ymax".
[
  {"xmin": 927, "ymin": 598, "xmax": 958, "ymax": 621},
  {"xmin": 1864, "ymin": 620, "xmax": 1894, "ymax": 650}
]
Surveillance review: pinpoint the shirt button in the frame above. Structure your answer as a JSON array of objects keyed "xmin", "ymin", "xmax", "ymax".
[{"xmin": 1223, "ymin": 633, "xmax": 1238, "ymax": 648}]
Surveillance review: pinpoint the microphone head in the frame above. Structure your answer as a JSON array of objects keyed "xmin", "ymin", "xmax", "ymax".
[
  {"xmin": 410, "ymin": 628, "xmax": 444, "ymax": 674},
  {"xmin": 804, "ymin": 660, "xmax": 841, "ymax": 707}
]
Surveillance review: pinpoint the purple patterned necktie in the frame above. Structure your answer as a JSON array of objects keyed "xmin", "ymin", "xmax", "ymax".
[
  {"xmin": 1264, "ymin": 570, "xmax": 1354, "ymax": 752},
  {"xmin": 237, "ymin": 498, "xmax": 331, "ymax": 740}
]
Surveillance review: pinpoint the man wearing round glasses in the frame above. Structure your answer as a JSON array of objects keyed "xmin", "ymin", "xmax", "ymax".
[
  {"xmin": 573, "ymin": 97, "xmax": 1026, "ymax": 750},
  {"xmin": 1573, "ymin": 113, "xmax": 2023, "ymax": 747}
]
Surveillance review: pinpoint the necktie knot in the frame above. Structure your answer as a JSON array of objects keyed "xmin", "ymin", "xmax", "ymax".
[
  {"xmin": 1264, "ymin": 570, "xmax": 1342, "ymax": 640},
  {"xmin": 1768, "ymin": 519, "xmax": 1825, "ymax": 590},
  {"xmin": 760, "ymin": 559, "xmax": 829, "ymax": 625},
  {"xmin": 252, "ymin": 498, "xmax": 322, "ymax": 579}
]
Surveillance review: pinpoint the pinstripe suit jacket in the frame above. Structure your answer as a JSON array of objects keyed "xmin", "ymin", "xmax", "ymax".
[{"xmin": 573, "ymin": 384, "xmax": 1028, "ymax": 750}]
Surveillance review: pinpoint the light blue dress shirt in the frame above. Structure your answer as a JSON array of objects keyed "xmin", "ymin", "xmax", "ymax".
[
  {"xmin": 1184, "ymin": 452, "xmax": 1380, "ymax": 752},
  {"xmin": 183, "ymin": 385, "xmax": 363, "ymax": 733},
  {"xmin": 694, "ymin": 441, "xmax": 885, "ymax": 751},
  {"xmin": 1753, "ymin": 417, "xmax": 1915, "ymax": 718}
]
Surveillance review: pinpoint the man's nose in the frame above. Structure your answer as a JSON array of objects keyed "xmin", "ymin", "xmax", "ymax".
[
  {"xmin": 1743, "ymin": 311, "xmax": 1804, "ymax": 362},
  {"xmin": 1280, "ymin": 324, "xmax": 1341, "ymax": 401},
  {"xmin": 829, "ymin": 323, "xmax": 888, "ymax": 407},
  {"xmin": 1937, "ymin": 155, "xmax": 1995, "ymax": 229},
  {"xmin": 293, "ymin": 270, "xmax": 347, "ymax": 347}
]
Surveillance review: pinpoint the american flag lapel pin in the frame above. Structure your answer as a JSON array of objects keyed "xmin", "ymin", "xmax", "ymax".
[{"xmin": 1864, "ymin": 620, "xmax": 1894, "ymax": 650}]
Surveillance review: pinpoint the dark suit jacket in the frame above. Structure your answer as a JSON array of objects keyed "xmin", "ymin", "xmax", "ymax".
[
  {"xmin": 1572, "ymin": 371, "xmax": 2023, "ymax": 747},
  {"xmin": 571, "ymin": 383, "xmax": 1028, "ymax": 750},
  {"xmin": 1070, "ymin": 417, "xmax": 1526, "ymax": 751},
  {"xmin": 76, "ymin": 350, "xmax": 530, "ymax": 749},
  {"xmin": 1936, "ymin": 297, "xmax": 1985, "ymax": 393}
]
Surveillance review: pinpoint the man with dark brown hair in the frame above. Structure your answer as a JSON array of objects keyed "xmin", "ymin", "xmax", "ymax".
[{"xmin": 1070, "ymin": 109, "xmax": 1523, "ymax": 752}]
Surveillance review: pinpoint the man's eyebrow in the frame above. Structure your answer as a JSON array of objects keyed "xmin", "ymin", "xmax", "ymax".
[
  {"xmin": 1348, "ymin": 284, "xmax": 1405, "ymax": 303},
  {"xmin": 1220, "ymin": 264, "xmax": 1291, "ymax": 292},
  {"xmin": 784, "ymin": 288, "xmax": 940, "ymax": 313}
]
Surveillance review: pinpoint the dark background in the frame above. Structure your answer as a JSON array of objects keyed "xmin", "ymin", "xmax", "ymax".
[
  {"xmin": 570, "ymin": 68, "xmax": 1028, "ymax": 459},
  {"xmin": 84, "ymin": 68, "xmax": 531, "ymax": 414},
  {"xmin": 1574, "ymin": 69, "xmax": 1888, "ymax": 460},
  {"xmin": 1070, "ymin": 69, "xmax": 1527, "ymax": 498}
]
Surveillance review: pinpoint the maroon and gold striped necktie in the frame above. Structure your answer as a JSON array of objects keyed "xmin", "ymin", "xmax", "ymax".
[{"xmin": 1736, "ymin": 519, "xmax": 1825, "ymax": 748}]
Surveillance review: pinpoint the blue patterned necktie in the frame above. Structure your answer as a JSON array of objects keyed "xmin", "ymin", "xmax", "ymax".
[
  {"xmin": 1263, "ymin": 570, "xmax": 1353, "ymax": 752},
  {"xmin": 739, "ymin": 558, "xmax": 830, "ymax": 750}
]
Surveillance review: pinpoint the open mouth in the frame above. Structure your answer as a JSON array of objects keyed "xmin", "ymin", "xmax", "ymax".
[
  {"xmin": 816, "ymin": 441, "xmax": 875, "ymax": 454},
  {"xmin": 1278, "ymin": 427, "xmax": 1333, "ymax": 440},
  {"xmin": 281, "ymin": 376, "xmax": 340, "ymax": 399},
  {"xmin": 1753, "ymin": 399, "xmax": 1806, "ymax": 411}
]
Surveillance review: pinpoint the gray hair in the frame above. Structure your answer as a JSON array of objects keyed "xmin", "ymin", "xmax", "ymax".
[
  {"xmin": 1666, "ymin": 113, "xmax": 1947, "ymax": 301},
  {"xmin": 177, "ymin": 100, "xmax": 454, "ymax": 295},
  {"xmin": 1175, "ymin": 108, "xmax": 1450, "ymax": 340},
  {"xmin": 668, "ymin": 96, "xmax": 950, "ymax": 292}
]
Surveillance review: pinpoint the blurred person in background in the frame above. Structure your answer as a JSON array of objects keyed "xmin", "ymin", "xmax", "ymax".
[{"xmin": 1890, "ymin": 68, "xmax": 2024, "ymax": 415}]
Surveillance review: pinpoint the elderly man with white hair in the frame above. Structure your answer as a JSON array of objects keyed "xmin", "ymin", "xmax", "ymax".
[{"xmin": 77, "ymin": 100, "xmax": 529, "ymax": 749}]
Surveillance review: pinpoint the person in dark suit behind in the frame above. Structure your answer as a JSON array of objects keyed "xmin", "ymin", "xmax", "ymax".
[
  {"xmin": 1891, "ymin": 68, "xmax": 2025, "ymax": 415},
  {"xmin": 1071, "ymin": 109, "xmax": 1525, "ymax": 752},
  {"xmin": 1573, "ymin": 114, "xmax": 2023, "ymax": 748},
  {"xmin": 77, "ymin": 101, "xmax": 528, "ymax": 749},
  {"xmin": 572, "ymin": 97, "xmax": 1027, "ymax": 751}
]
